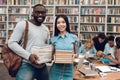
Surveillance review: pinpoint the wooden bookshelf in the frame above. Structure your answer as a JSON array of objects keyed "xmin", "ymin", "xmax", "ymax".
[
  {"xmin": 79, "ymin": 0, "xmax": 106, "ymax": 40},
  {"xmin": 0, "ymin": 0, "xmax": 120, "ymax": 45},
  {"xmin": 107, "ymin": 1, "xmax": 120, "ymax": 35}
]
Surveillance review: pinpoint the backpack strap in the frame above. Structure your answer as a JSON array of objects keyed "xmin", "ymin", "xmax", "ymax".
[{"xmin": 23, "ymin": 21, "xmax": 28, "ymax": 49}]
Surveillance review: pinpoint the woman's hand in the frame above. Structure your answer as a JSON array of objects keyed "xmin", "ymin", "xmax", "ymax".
[{"xmin": 73, "ymin": 54, "xmax": 78, "ymax": 58}]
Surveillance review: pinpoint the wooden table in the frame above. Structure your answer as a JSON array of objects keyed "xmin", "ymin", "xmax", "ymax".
[{"xmin": 74, "ymin": 60, "xmax": 120, "ymax": 80}]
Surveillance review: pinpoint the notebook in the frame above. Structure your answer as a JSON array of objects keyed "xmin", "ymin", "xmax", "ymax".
[
  {"xmin": 79, "ymin": 69, "xmax": 98, "ymax": 77},
  {"xmin": 95, "ymin": 66, "xmax": 112, "ymax": 73},
  {"xmin": 95, "ymin": 66, "xmax": 120, "ymax": 73}
]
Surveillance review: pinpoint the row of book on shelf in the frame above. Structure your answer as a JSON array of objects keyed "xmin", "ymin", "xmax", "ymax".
[
  {"xmin": 107, "ymin": 25, "xmax": 120, "ymax": 32},
  {"xmin": 81, "ymin": 8, "xmax": 106, "ymax": 15},
  {"xmin": 0, "ymin": 7, "xmax": 79, "ymax": 15},
  {"xmin": 45, "ymin": 16, "xmax": 79, "ymax": 23},
  {"xmin": 7, "ymin": 0, "xmax": 30, "ymax": 5},
  {"xmin": 81, "ymin": 8, "xmax": 120, "ymax": 15},
  {"xmin": 0, "ymin": 0, "xmax": 80, "ymax": 5},
  {"xmin": 6, "ymin": 0, "xmax": 120, "ymax": 5},
  {"xmin": 1, "ymin": 16, "xmax": 120, "ymax": 24},
  {"xmin": 80, "ymin": 25, "xmax": 120, "ymax": 32},
  {"xmin": 108, "ymin": 8, "xmax": 120, "ymax": 14},
  {"xmin": 108, "ymin": 0, "xmax": 120, "ymax": 5},
  {"xmin": 81, "ymin": 16, "xmax": 120, "ymax": 23},
  {"xmin": 81, "ymin": 0, "xmax": 120, "ymax": 5},
  {"xmin": 1, "ymin": 6, "xmax": 120, "ymax": 15},
  {"xmin": 107, "ymin": 17, "xmax": 120, "ymax": 23},
  {"xmin": 0, "ymin": 15, "xmax": 79, "ymax": 23},
  {"xmin": 34, "ymin": 0, "xmax": 80, "ymax": 5},
  {"xmin": 1, "ymin": 0, "xmax": 120, "ymax": 5},
  {"xmin": 80, "ymin": 25, "xmax": 104, "ymax": 32},
  {"xmin": 80, "ymin": 0, "xmax": 105, "ymax": 5},
  {"xmin": 56, "ymin": 7, "xmax": 79, "ymax": 14},
  {"xmin": 0, "ymin": 7, "xmax": 54, "ymax": 14},
  {"xmin": 81, "ymin": 16, "xmax": 105, "ymax": 23}
]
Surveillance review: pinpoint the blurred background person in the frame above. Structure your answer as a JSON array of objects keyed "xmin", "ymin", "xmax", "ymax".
[
  {"xmin": 78, "ymin": 39, "xmax": 96, "ymax": 58},
  {"xmin": 104, "ymin": 35, "xmax": 115, "ymax": 58}
]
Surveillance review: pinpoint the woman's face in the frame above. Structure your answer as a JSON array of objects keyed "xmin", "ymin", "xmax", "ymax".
[
  {"xmin": 86, "ymin": 42, "xmax": 92, "ymax": 49},
  {"xmin": 57, "ymin": 17, "xmax": 66, "ymax": 32}
]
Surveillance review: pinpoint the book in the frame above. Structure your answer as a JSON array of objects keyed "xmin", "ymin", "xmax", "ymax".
[
  {"xmin": 95, "ymin": 66, "xmax": 120, "ymax": 73},
  {"xmin": 54, "ymin": 50, "xmax": 74, "ymax": 64},
  {"xmin": 95, "ymin": 66, "xmax": 112, "ymax": 73},
  {"xmin": 79, "ymin": 69, "xmax": 98, "ymax": 77},
  {"xmin": 31, "ymin": 45, "xmax": 52, "ymax": 64}
]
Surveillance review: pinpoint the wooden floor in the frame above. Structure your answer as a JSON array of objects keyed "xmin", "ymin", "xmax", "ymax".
[{"xmin": 0, "ymin": 63, "xmax": 15, "ymax": 80}]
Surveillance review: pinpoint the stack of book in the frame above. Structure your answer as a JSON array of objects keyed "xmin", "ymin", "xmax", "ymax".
[
  {"xmin": 54, "ymin": 50, "xmax": 74, "ymax": 64},
  {"xmin": 31, "ymin": 45, "xmax": 52, "ymax": 64}
]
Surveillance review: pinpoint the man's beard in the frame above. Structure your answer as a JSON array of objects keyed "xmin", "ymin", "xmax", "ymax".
[{"xmin": 34, "ymin": 16, "xmax": 45, "ymax": 26}]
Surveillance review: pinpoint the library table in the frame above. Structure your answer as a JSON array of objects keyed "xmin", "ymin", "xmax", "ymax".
[{"xmin": 74, "ymin": 60, "xmax": 120, "ymax": 80}]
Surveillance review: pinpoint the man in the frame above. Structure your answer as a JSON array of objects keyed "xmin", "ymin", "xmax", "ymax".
[
  {"xmin": 92, "ymin": 33, "xmax": 108, "ymax": 52},
  {"xmin": 8, "ymin": 4, "xmax": 49, "ymax": 80},
  {"xmin": 104, "ymin": 35, "xmax": 115, "ymax": 58}
]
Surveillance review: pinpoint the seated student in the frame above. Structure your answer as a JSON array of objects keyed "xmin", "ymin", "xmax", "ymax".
[
  {"xmin": 105, "ymin": 37, "xmax": 120, "ymax": 66},
  {"xmin": 104, "ymin": 35, "xmax": 115, "ymax": 58},
  {"xmin": 99, "ymin": 36, "xmax": 115, "ymax": 63},
  {"xmin": 92, "ymin": 33, "xmax": 108, "ymax": 52},
  {"xmin": 78, "ymin": 39, "xmax": 97, "ymax": 58}
]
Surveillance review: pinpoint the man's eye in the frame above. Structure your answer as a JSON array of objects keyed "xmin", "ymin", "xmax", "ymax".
[{"xmin": 35, "ymin": 11, "xmax": 46, "ymax": 14}]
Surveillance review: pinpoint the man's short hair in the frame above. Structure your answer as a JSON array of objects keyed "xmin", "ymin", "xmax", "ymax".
[
  {"xmin": 33, "ymin": 4, "xmax": 45, "ymax": 8},
  {"xmin": 108, "ymin": 36, "xmax": 115, "ymax": 41},
  {"xmin": 32, "ymin": 4, "xmax": 46, "ymax": 12},
  {"xmin": 98, "ymin": 33, "xmax": 106, "ymax": 39}
]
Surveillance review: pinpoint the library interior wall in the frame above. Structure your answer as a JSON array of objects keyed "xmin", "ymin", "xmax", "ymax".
[{"xmin": 0, "ymin": 0, "xmax": 120, "ymax": 53}]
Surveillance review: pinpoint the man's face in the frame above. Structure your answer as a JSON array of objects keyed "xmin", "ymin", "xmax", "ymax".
[
  {"xmin": 98, "ymin": 38, "xmax": 105, "ymax": 43},
  {"xmin": 108, "ymin": 41, "xmax": 114, "ymax": 47},
  {"xmin": 33, "ymin": 6, "xmax": 46, "ymax": 26}
]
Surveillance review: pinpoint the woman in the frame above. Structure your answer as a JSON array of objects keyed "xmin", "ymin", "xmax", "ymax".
[
  {"xmin": 78, "ymin": 39, "xmax": 97, "ymax": 58},
  {"xmin": 49, "ymin": 14, "xmax": 77, "ymax": 80}
]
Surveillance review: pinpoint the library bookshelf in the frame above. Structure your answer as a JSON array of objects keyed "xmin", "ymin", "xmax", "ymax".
[
  {"xmin": 80, "ymin": 0, "xmax": 120, "ymax": 41},
  {"xmin": 0, "ymin": 0, "xmax": 120, "ymax": 53}
]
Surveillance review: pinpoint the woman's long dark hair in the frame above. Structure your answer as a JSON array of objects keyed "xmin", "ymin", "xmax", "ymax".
[
  {"xmin": 115, "ymin": 37, "xmax": 120, "ymax": 48},
  {"xmin": 54, "ymin": 14, "xmax": 70, "ymax": 36}
]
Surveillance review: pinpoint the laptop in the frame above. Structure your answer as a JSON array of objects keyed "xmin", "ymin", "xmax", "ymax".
[
  {"xmin": 78, "ymin": 58, "xmax": 98, "ymax": 77},
  {"xmin": 76, "ymin": 57, "xmax": 84, "ymax": 70}
]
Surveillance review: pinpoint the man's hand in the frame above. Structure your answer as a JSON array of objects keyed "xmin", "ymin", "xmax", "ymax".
[
  {"xmin": 105, "ymin": 55, "xmax": 114, "ymax": 60},
  {"xmin": 29, "ymin": 54, "xmax": 39, "ymax": 64}
]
